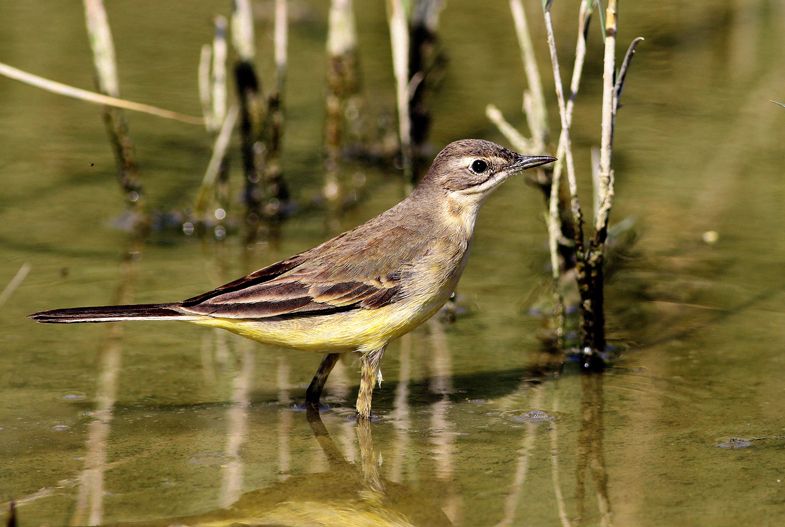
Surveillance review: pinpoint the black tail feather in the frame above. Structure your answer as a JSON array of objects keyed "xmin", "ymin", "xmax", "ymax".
[{"xmin": 29, "ymin": 303, "xmax": 190, "ymax": 323}]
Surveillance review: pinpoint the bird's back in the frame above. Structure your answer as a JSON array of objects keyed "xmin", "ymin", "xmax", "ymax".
[{"xmin": 179, "ymin": 193, "xmax": 469, "ymax": 351}]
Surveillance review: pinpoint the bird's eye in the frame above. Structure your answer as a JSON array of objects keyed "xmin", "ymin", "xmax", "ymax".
[{"xmin": 471, "ymin": 159, "xmax": 488, "ymax": 174}]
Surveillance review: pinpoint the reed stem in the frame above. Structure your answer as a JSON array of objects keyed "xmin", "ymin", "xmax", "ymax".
[
  {"xmin": 386, "ymin": 0, "xmax": 413, "ymax": 183},
  {"xmin": 83, "ymin": 0, "xmax": 141, "ymax": 209}
]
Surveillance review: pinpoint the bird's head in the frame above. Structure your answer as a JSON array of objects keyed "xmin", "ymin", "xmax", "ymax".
[{"xmin": 420, "ymin": 139, "xmax": 556, "ymax": 204}]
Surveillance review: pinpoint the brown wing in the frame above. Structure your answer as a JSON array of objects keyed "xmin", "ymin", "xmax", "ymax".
[{"xmin": 180, "ymin": 222, "xmax": 429, "ymax": 320}]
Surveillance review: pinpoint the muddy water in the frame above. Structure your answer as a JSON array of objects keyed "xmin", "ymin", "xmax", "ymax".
[{"xmin": 1, "ymin": 1, "xmax": 784, "ymax": 525}]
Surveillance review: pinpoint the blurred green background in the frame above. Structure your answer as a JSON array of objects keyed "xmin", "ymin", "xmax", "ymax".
[{"xmin": 1, "ymin": 1, "xmax": 784, "ymax": 525}]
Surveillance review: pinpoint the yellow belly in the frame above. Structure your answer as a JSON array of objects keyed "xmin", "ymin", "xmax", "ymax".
[{"xmin": 190, "ymin": 295, "xmax": 447, "ymax": 353}]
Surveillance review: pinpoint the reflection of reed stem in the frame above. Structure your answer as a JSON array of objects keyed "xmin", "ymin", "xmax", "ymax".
[
  {"xmin": 496, "ymin": 385, "xmax": 544, "ymax": 527},
  {"xmin": 549, "ymin": 388, "xmax": 572, "ymax": 527},
  {"xmin": 389, "ymin": 333, "xmax": 411, "ymax": 483},
  {"xmin": 71, "ymin": 243, "xmax": 138, "ymax": 526},
  {"xmin": 276, "ymin": 355, "xmax": 293, "ymax": 480},
  {"xmin": 219, "ymin": 345, "xmax": 255, "ymax": 507},
  {"xmin": 428, "ymin": 319, "xmax": 461, "ymax": 523},
  {"xmin": 576, "ymin": 374, "xmax": 613, "ymax": 526}
]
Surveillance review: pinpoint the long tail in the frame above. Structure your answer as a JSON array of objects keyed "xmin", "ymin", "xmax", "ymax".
[{"xmin": 29, "ymin": 303, "xmax": 200, "ymax": 324}]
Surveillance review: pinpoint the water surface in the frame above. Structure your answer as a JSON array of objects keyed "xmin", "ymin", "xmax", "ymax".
[{"xmin": 1, "ymin": 1, "xmax": 784, "ymax": 525}]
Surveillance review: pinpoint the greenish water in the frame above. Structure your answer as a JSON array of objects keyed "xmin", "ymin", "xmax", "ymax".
[{"xmin": 2, "ymin": 1, "xmax": 785, "ymax": 526}]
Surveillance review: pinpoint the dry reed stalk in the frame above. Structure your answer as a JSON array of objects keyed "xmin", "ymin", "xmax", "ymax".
[
  {"xmin": 196, "ymin": 16, "xmax": 232, "ymax": 217},
  {"xmin": 491, "ymin": 1, "xmax": 556, "ymax": 206},
  {"xmin": 548, "ymin": 0, "xmax": 593, "ymax": 271},
  {"xmin": 542, "ymin": 0, "xmax": 587, "ymax": 346},
  {"xmin": 509, "ymin": 0, "xmax": 548, "ymax": 148},
  {"xmin": 195, "ymin": 105, "xmax": 239, "ymax": 213},
  {"xmin": 0, "ymin": 63, "xmax": 203, "ymax": 125},
  {"xmin": 386, "ymin": 0, "xmax": 413, "ymax": 183},
  {"xmin": 493, "ymin": 0, "xmax": 641, "ymax": 358},
  {"xmin": 485, "ymin": 104, "xmax": 534, "ymax": 152},
  {"xmin": 83, "ymin": 0, "xmax": 142, "ymax": 208},
  {"xmin": 595, "ymin": 0, "xmax": 618, "ymax": 239},
  {"xmin": 543, "ymin": 0, "xmax": 584, "ymax": 272},
  {"xmin": 580, "ymin": 28, "xmax": 643, "ymax": 354},
  {"xmin": 232, "ymin": 0, "xmax": 289, "ymax": 235},
  {"xmin": 409, "ymin": 0, "xmax": 446, "ymax": 178},
  {"xmin": 198, "ymin": 44, "xmax": 213, "ymax": 127},
  {"xmin": 261, "ymin": 0, "xmax": 290, "ymax": 220},
  {"xmin": 232, "ymin": 0, "xmax": 268, "ymax": 232},
  {"xmin": 0, "ymin": 263, "xmax": 31, "ymax": 309},
  {"xmin": 212, "ymin": 16, "xmax": 229, "ymax": 131},
  {"xmin": 324, "ymin": 0, "xmax": 360, "ymax": 209}
]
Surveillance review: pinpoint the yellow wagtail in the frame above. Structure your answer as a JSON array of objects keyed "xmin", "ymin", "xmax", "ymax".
[{"xmin": 31, "ymin": 139, "xmax": 555, "ymax": 419}]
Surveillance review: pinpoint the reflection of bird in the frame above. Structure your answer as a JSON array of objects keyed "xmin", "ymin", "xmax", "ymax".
[
  {"xmin": 140, "ymin": 410, "xmax": 454, "ymax": 527},
  {"xmin": 30, "ymin": 140, "xmax": 555, "ymax": 419}
]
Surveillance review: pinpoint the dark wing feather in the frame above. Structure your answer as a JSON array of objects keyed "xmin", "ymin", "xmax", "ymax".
[
  {"xmin": 182, "ymin": 255, "xmax": 309, "ymax": 306},
  {"xmin": 179, "ymin": 221, "xmax": 428, "ymax": 320}
]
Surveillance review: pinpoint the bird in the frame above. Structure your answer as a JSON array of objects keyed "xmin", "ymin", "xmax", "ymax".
[{"xmin": 30, "ymin": 139, "xmax": 555, "ymax": 419}]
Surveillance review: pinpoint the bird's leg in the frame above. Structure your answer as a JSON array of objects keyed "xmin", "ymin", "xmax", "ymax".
[
  {"xmin": 356, "ymin": 347, "xmax": 385, "ymax": 420},
  {"xmin": 305, "ymin": 353, "xmax": 342, "ymax": 408}
]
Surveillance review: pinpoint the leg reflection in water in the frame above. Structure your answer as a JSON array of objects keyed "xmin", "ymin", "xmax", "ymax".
[{"xmin": 157, "ymin": 408, "xmax": 454, "ymax": 527}]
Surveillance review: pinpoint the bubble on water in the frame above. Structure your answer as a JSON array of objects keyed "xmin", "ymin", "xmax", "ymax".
[{"xmin": 52, "ymin": 424, "xmax": 70, "ymax": 432}]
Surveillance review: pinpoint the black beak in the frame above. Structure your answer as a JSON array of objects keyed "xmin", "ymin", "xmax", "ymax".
[{"xmin": 510, "ymin": 154, "xmax": 557, "ymax": 172}]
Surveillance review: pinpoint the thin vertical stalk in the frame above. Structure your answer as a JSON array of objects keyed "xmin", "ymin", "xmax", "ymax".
[
  {"xmin": 324, "ymin": 0, "xmax": 359, "ymax": 215},
  {"xmin": 211, "ymin": 16, "xmax": 229, "ymax": 131},
  {"xmin": 83, "ymin": 0, "xmax": 142, "ymax": 209},
  {"xmin": 509, "ymin": 0, "xmax": 548, "ymax": 148},
  {"xmin": 232, "ymin": 0, "xmax": 263, "ymax": 221},
  {"xmin": 409, "ymin": 0, "xmax": 446, "ymax": 180},
  {"xmin": 543, "ymin": 0, "xmax": 586, "ymax": 346},
  {"xmin": 596, "ymin": 0, "xmax": 617, "ymax": 238},
  {"xmin": 580, "ymin": 0, "xmax": 619, "ymax": 353},
  {"xmin": 550, "ymin": 0, "xmax": 593, "ymax": 263},
  {"xmin": 386, "ymin": 0, "xmax": 413, "ymax": 183},
  {"xmin": 232, "ymin": 0, "xmax": 267, "ymax": 233},
  {"xmin": 196, "ymin": 16, "xmax": 231, "ymax": 217},
  {"xmin": 198, "ymin": 44, "xmax": 213, "ymax": 129},
  {"xmin": 262, "ymin": 0, "xmax": 290, "ymax": 223}
]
